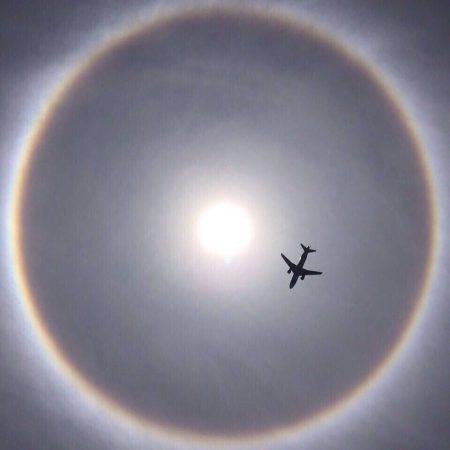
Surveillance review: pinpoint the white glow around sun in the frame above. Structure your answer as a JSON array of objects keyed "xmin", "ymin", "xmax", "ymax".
[{"xmin": 197, "ymin": 202, "xmax": 253, "ymax": 260}]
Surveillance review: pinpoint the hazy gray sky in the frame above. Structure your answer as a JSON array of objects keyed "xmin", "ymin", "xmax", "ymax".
[{"xmin": 1, "ymin": 1, "xmax": 449, "ymax": 449}]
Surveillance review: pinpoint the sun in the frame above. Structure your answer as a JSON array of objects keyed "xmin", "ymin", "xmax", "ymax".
[{"xmin": 197, "ymin": 202, "xmax": 253, "ymax": 261}]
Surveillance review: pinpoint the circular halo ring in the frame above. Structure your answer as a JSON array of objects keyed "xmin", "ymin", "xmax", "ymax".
[{"xmin": 8, "ymin": 4, "xmax": 439, "ymax": 446}]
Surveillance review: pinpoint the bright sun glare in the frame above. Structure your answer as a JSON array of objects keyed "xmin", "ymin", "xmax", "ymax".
[{"xmin": 197, "ymin": 202, "xmax": 253, "ymax": 260}]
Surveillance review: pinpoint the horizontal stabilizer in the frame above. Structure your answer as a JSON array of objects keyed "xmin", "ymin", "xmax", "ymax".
[{"xmin": 301, "ymin": 243, "xmax": 316, "ymax": 253}]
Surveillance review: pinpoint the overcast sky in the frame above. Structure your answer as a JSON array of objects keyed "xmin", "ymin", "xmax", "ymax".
[{"xmin": 1, "ymin": 1, "xmax": 449, "ymax": 449}]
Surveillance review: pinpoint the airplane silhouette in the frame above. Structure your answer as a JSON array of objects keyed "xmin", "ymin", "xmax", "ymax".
[{"xmin": 281, "ymin": 244, "xmax": 322, "ymax": 289}]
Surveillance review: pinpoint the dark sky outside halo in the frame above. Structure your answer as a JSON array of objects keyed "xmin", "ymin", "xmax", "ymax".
[
  {"xmin": 2, "ymin": 0, "xmax": 446, "ymax": 448},
  {"xmin": 19, "ymin": 7, "xmax": 430, "ymax": 436}
]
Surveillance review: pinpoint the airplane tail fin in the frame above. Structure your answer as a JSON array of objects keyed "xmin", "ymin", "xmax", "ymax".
[{"xmin": 301, "ymin": 243, "xmax": 316, "ymax": 253}]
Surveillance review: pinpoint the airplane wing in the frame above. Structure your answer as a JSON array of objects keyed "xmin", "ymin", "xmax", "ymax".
[
  {"xmin": 300, "ymin": 269, "xmax": 322, "ymax": 276},
  {"xmin": 281, "ymin": 253, "xmax": 296, "ymax": 271}
]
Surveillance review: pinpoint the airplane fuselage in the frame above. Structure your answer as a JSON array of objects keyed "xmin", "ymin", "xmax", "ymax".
[
  {"xmin": 289, "ymin": 273, "xmax": 300, "ymax": 289},
  {"xmin": 296, "ymin": 253, "xmax": 308, "ymax": 271},
  {"xmin": 287, "ymin": 256, "xmax": 305, "ymax": 287}
]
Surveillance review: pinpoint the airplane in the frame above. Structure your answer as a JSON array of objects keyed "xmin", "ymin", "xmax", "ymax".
[{"xmin": 281, "ymin": 244, "xmax": 322, "ymax": 289}]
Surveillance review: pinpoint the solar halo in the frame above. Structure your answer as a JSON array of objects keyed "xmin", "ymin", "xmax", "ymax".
[{"xmin": 7, "ymin": 2, "xmax": 438, "ymax": 447}]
